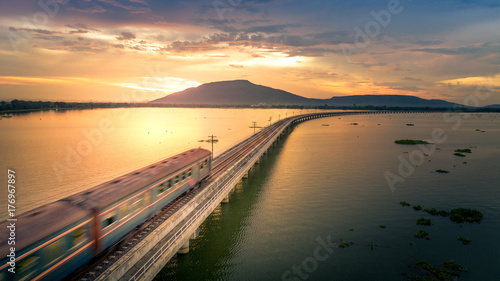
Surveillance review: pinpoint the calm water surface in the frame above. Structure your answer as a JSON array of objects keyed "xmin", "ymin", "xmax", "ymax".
[
  {"xmin": 155, "ymin": 113, "xmax": 500, "ymax": 281},
  {"xmin": 1, "ymin": 110, "xmax": 499, "ymax": 280},
  {"xmin": 0, "ymin": 108, "xmax": 313, "ymax": 219}
]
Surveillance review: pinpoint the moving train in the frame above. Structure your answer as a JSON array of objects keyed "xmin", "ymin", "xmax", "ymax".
[{"xmin": 0, "ymin": 148, "xmax": 212, "ymax": 281}]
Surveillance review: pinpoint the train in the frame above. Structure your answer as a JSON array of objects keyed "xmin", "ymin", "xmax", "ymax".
[{"xmin": 0, "ymin": 148, "xmax": 212, "ymax": 281}]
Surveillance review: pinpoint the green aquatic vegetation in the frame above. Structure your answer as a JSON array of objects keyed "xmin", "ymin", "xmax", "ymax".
[
  {"xmin": 337, "ymin": 239, "xmax": 353, "ymax": 248},
  {"xmin": 424, "ymin": 208, "xmax": 449, "ymax": 217},
  {"xmin": 349, "ymin": 122, "xmax": 358, "ymax": 125},
  {"xmin": 457, "ymin": 237, "xmax": 471, "ymax": 245},
  {"xmin": 439, "ymin": 210, "xmax": 449, "ymax": 217},
  {"xmin": 406, "ymin": 123, "xmax": 415, "ymax": 126},
  {"xmin": 442, "ymin": 260, "xmax": 468, "ymax": 273},
  {"xmin": 449, "ymin": 208, "xmax": 483, "ymax": 223},
  {"xmin": 379, "ymin": 225, "xmax": 386, "ymax": 229},
  {"xmin": 395, "ymin": 139, "xmax": 430, "ymax": 145},
  {"xmin": 411, "ymin": 260, "xmax": 468, "ymax": 281},
  {"xmin": 414, "ymin": 230, "xmax": 429, "ymax": 239},
  {"xmin": 454, "ymin": 148, "xmax": 471, "ymax": 153},
  {"xmin": 435, "ymin": 169, "xmax": 450, "ymax": 174},
  {"xmin": 454, "ymin": 153, "xmax": 466, "ymax": 157},
  {"xmin": 400, "ymin": 201, "xmax": 411, "ymax": 207},
  {"xmin": 416, "ymin": 218, "xmax": 431, "ymax": 226},
  {"xmin": 413, "ymin": 205, "xmax": 423, "ymax": 211},
  {"xmin": 424, "ymin": 208, "xmax": 438, "ymax": 215}
]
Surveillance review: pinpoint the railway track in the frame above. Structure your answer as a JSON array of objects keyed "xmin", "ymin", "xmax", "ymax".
[{"xmin": 72, "ymin": 118, "xmax": 291, "ymax": 281}]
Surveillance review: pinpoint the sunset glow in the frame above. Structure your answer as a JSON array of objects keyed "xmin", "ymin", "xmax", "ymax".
[{"xmin": 0, "ymin": 0, "xmax": 499, "ymax": 104}]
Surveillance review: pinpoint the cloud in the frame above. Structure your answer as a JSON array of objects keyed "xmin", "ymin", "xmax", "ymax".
[
  {"xmin": 402, "ymin": 76, "xmax": 422, "ymax": 82},
  {"xmin": 375, "ymin": 81, "xmax": 423, "ymax": 92},
  {"xmin": 66, "ymin": 23, "xmax": 101, "ymax": 33},
  {"xmin": 355, "ymin": 62, "xmax": 387, "ymax": 68},
  {"xmin": 116, "ymin": 32, "xmax": 136, "ymax": 41},
  {"xmin": 410, "ymin": 42, "xmax": 500, "ymax": 56},
  {"xmin": 9, "ymin": 27, "xmax": 61, "ymax": 35},
  {"xmin": 67, "ymin": 5, "xmax": 107, "ymax": 14}
]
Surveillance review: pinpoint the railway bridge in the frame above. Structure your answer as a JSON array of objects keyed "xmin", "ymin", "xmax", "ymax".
[{"xmin": 78, "ymin": 110, "xmax": 428, "ymax": 281}]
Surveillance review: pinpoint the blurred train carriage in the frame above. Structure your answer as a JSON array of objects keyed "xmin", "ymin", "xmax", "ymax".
[{"xmin": 0, "ymin": 148, "xmax": 211, "ymax": 281}]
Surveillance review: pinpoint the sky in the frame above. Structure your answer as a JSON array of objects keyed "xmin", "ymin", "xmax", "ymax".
[{"xmin": 0, "ymin": 0, "xmax": 499, "ymax": 105}]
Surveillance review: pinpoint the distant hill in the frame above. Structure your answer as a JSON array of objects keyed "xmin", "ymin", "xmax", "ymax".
[
  {"xmin": 483, "ymin": 104, "xmax": 500, "ymax": 109},
  {"xmin": 150, "ymin": 80, "xmax": 315, "ymax": 106},
  {"xmin": 150, "ymin": 80, "xmax": 461, "ymax": 108},
  {"xmin": 327, "ymin": 95, "xmax": 457, "ymax": 107}
]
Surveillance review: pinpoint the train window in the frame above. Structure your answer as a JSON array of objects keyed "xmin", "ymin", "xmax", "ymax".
[
  {"xmin": 144, "ymin": 191, "xmax": 151, "ymax": 204},
  {"xmin": 168, "ymin": 179, "xmax": 173, "ymax": 188},
  {"xmin": 17, "ymin": 256, "xmax": 39, "ymax": 281},
  {"xmin": 121, "ymin": 203, "xmax": 130, "ymax": 217},
  {"xmin": 205, "ymin": 159, "xmax": 208, "ymax": 165},
  {"xmin": 44, "ymin": 239, "xmax": 65, "ymax": 266},
  {"xmin": 200, "ymin": 163, "xmax": 204, "ymax": 170},
  {"xmin": 175, "ymin": 175, "xmax": 179, "ymax": 183},
  {"xmin": 188, "ymin": 168, "xmax": 192, "ymax": 177},
  {"xmin": 182, "ymin": 172, "xmax": 186, "ymax": 180},
  {"xmin": 158, "ymin": 183, "xmax": 165, "ymax": 194},
  {"xmin": 131, "ymin": 199, "xmax": 142, "ymax": 213},
  {"xmin": 71, "ymin": 228, "xmax": 87, "ymax": 248},
  {"xmin": 103, "ymin": 214, "xmax": 116, "ymax": 228}
]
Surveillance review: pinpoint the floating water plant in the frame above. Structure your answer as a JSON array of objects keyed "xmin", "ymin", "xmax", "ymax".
[
  {"xmin": 337, "ymin": 238, "xmax": 354, "ymax": 248},
  {"xmin": 406, "ymin": 123, "xmax": 415, "ymax": 126},
  {"xmin": 457, "ymin": 237, "xmax": 471, "ymax": 245},
  {"xmin": 409, "ymin": 260, "xmax": 468, "ymax": 281},
  {"xmin": 394, "ymin": 139, "xmax": 430, "ymax": 145},
  {"xmin": 349, "ymin": 122, "xmax": 358, "ymax": 125},
  {"xmin": 416, "ymin": 218, "xmax": 431, "ymax": 226},
  {"xmin": 449, "ymin": 208, "xmax": 483, "ymax": 223},
  {"xmin": 435, "ymin": 169, "xmax": 450, "ymax": 174},
  {"xmin": 454, "ymin": 153, "xmax": 466, "ymax": 157},
  {"xmin": 423, "ymin": 208, "xmax": 448, "ymax": 217},
  {"xmin": 379, "ymin": 225, "xmax": 386, "ymax": 229},
  {"xmin": 400, "ymin": 201, "xmax": 411, "ymax": 207},
  {"xmin": 455, "ymin": 148, "xmax": 471, "ymax": 153},
  {"xmin": 414, "ymin": 230, "xmax": 429, "ymax": 239},
  {"xmin": 413, "ymin": 205, "xmax": 423, "ymax": 211}
]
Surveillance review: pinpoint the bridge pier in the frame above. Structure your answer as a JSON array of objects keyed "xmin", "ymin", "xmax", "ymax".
[
  {"xmin": 221, "ymin": 194, "xmax": 230, "ymax": 204},
  {"xmin": 177, "ymin": 240, "xmax": 190, "ymax": 255}
]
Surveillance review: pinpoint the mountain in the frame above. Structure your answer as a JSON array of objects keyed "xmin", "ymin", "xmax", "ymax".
[
  {"xmin": 150, "ymin": 80, "xmax": 315, "ymax": 106},
  {"xmin": 327, "ymin": 95, "xmax": 457, "ymax": 107},
  {"xmin": 483, "ymin": 104, "xmax": 500, "ymax": 109},
  {"xmin": 150, "ymin": 80, "xmax": 460, "ymax": 108}
]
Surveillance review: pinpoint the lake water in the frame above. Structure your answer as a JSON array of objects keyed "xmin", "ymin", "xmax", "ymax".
[
  {"xmin": 154, "ymin": 112, "xmax": 500, "ymax": 281},
  {"xmin": 0, "ymin": 108, "xmax": 315, "ymax": 220},
  {"xmin": 1, "ymin": 109, "xmax": 499, "ymax": 280}
]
